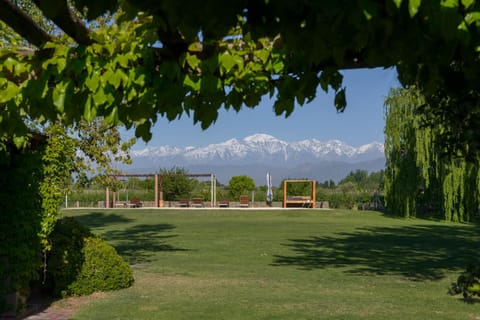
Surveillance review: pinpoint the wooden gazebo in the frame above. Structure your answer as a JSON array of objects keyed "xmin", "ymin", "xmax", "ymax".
[{"xmin": 283, "ymin": 179, "xmax": 316, "ymax": 208}]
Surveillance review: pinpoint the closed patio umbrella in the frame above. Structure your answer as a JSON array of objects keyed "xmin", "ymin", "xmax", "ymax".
[{"xmin": 266, "ymin": 172, "xmax": 273, "ymax": 206}]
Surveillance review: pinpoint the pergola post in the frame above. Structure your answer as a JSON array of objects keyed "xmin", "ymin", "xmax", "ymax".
[
  {"xmin": 154, "ymin": 174, "xmax": 159, "ymax": 207},
  {"xmin": 159, "ymin": 175, "xmax": 164, "ymax": 207},
  {"xmin": 106, "ymin": 187, "xmax": 110, "ymax": 208},
  {"xmin": 211, "ymin": 174, "xmax": 216, "ymax": 207},
  {"xmin": 214, "ymin": 175, "xmax": 217, "ymax": 207},
  {"xmin": 312, "ymin": 181, "xmax": 316, "ymax": 208}
]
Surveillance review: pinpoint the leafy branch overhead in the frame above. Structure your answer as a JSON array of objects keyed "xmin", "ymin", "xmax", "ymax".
[{"xmin": 1, "ymin": 0, "xmax": 480, "ymax": 156}]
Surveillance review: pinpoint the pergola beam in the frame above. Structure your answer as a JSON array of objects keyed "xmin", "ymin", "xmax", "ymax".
[
  {"xmin": 0, "ymin": 0, "xmax": 51, "ymax": 48},
  {"xmin": 32, "ymin": 0, "xmax": 93, "ymax": 45}
]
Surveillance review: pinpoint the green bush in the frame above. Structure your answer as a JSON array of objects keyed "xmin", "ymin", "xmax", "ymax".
[
  {"xmin": 45, "ymin": 217, "xmax": 134, "ymax": 297},
  {"xmin": 67, "ymin": 237, "xmax": 134, "ymax": 295},
  {"xmin": 449, "ymin": 263, "xmax": 480, "ymax": 302}
]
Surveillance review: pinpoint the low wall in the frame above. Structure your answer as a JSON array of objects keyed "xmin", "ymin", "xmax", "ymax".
[
  {"xmin": 69, "ymin": 200, "xmax": 329, "ymax": 209},
  {"xmin": 316, "ymin": 201, "xmax": 330, "ymax": 209}
]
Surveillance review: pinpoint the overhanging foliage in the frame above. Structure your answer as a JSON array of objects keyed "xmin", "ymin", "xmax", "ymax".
[{"xmin": 1, "ymin": 0, "xmax": 480, "ymax": 157}]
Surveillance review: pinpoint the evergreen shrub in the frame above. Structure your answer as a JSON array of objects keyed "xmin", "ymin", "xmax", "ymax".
[{"xmin": 46, "ymin": 217, "xmax": 134, "ymax": 297}]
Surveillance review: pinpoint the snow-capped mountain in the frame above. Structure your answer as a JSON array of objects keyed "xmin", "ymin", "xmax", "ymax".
[
  {"xmin": 130, "ymin": 134, "xmax": 384, "ymax": 167},
  {"xmin": 122, "ymin": 134, "xmax": 385, "ymax": 184}
]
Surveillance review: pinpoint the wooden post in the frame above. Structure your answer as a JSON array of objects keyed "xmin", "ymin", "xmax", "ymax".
[
  {"xmin": 312, "ymin": 180, "xmax": 316, "ymax": 208},
  {"xmin": 159, "ymin": 175, "xmax": 164, "ymax": 207},
  {"xmin": 154, "ymin": 174, "xmax": 159, "ymax": 207},
  {"xmin": 210, "ymin": 174, "xmax": 214, "ymax": 207},
  {"xmin": 283, "ymin": 180, "xmax": 287, "ymax": 208},
  {"xmin": 106, "ymin": 187, "xmax": 110, "ymax": 208},
  {"xmin": 112, "ymin": 191, "xmax": 116, "ymax": 208},
  {"xmin": 213, "ymin": 174, "xmax": 216, "ymax": 207}
]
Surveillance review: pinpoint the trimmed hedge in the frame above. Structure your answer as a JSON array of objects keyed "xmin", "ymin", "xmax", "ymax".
[{"xmin": 45, "ymin": 217, "xmax": 134, "ymax": 297}]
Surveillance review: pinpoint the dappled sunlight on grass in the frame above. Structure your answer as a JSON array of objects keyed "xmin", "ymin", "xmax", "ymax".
[
  {"xmin": 65, "ymin": 210, "xmax": 189, "ymax": 265},
  {"xmin": 72, "ymin": 212, "xmax": 134, "ymax": 228},
  {"xmin": 273, "ymin": 224, "xmax": 480, "ymax": 280},
  {"xmin": 101, "ymin": 224, "xmax": 189, "ymax": 265},
  {"xmin": 62, "ymin": 209, "xmax": 480, "ymax": 320}
]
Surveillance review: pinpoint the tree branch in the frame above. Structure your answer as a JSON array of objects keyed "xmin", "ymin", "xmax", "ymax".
[
  {"xmin": 314, "ymin": 57, "xmax": 379, "ymax": 71},
  {"xmin": 32, "ymin": 0, "xmax": 93, "ymax": 45},
  {"xmin": 0, "ymin": 0, "xmax": 51, "ymax": 48}
]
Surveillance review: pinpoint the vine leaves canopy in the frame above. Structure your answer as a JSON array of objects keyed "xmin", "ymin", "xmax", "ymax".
[{"xmin": 1, "ymin": 0, "xmax": 480, "ymax": 156}]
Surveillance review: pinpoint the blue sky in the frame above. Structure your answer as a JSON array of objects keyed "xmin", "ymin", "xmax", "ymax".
[{"xmin": 129, "ymin": 68, "xmax": 400, "ymax": 149}]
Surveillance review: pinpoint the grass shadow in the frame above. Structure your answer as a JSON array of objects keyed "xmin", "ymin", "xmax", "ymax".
[
  {"xmin": 272, "ymin": 224, "xmax": 480, "ymax": 281},
  {"xmin": 73, "ymin": 212, "xmax": 134, "ymax": 228},
  {"xmin": 101, "ymin": 224, "xmax": 189, "ymax": 265}
]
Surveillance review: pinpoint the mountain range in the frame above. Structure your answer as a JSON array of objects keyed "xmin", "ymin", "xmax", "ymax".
[{"xmin": 123, "ymin": 134, "xmax": 385, "ymax": 185}]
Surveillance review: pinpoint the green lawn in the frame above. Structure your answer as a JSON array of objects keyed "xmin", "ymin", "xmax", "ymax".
[{"xmin": 63, "ymin": 209, "xmax": 480, "ymax": 319}]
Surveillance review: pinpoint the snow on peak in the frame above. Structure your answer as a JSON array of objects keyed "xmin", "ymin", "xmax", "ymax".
[
  {"xmin": 221, "ymin": 138, "xmax": 240, "ymax": 145},
  {"xmin": 357, "ymin": 141, "xmax": 384, "ymax": 154},
  {"xmin": 131, "ymin": 145, "xmax": 182, "ymax": 157},
  {"xmin": 243, "ymin": 133, "xmax": 279, "ymax": 143}
]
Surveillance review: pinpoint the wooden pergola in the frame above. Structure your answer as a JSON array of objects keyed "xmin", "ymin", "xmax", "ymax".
[
  {"xmin": 283, "ymin": 179, "xmax": 316, "ymax": 208},
  {"xmin": 105, "ymin": 173, "xmax": 216, "ymax": 208}
]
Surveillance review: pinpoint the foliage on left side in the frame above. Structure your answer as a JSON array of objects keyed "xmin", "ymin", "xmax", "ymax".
[
  {"xmin": 0, "ymin": 139, "xmax": 43, "ymax": 314},
  {"xmin": 1, "ymin": 124, "xmax": 135, "ymax": 314},
  {"xmin": 39, "ymin": 125, "xmax": 76, "ymax": 257}
]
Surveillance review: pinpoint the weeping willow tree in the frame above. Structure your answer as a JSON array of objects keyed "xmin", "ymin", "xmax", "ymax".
[{"xmin": 384, "ymin": 87, "xmax": 480, "ymax": 222}]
